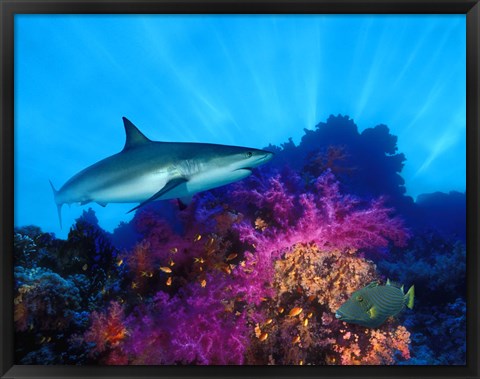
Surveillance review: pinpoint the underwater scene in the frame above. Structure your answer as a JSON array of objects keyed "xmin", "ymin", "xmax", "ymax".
[{"xmin": 14, "ymin": 15, "xmax": 466, "ymax": 365}]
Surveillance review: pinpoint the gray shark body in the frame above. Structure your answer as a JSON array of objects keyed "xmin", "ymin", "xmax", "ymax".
[{"xmin": 50, "ymin": 117, "xmax": 273, "ymax": 227}]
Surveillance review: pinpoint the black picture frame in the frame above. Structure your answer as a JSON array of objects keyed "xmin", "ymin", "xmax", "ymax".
[{"xmin": 1, "ymin": 1, "xmax": 479, "ymax": 378}]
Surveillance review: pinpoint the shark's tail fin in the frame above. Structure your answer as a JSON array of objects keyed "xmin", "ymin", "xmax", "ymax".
[{"xmin": 49, "ymin": 180, "xmax": 63, "ymax": 229}]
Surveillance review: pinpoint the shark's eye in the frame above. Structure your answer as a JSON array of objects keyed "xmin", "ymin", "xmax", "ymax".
[
  {"xmin": 245, "ymin": 152, "xmax": 253, "ymax": 158},
  {"xmin": 356, "ymin": 296, "xmax": 363, "ymax": 302}
]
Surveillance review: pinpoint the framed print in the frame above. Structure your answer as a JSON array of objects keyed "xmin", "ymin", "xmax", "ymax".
[{"xmin": 1, "ymin": 1, "xmax": 479, "ymax": 378}]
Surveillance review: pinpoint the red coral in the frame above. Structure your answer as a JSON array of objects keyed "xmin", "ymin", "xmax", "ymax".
[{"xmin": 84, "ymin": 301, "xmax": 127, "ymax": 355}]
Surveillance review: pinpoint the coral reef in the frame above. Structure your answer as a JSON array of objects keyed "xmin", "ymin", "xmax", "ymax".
[
  {"xmin": 243, "ymin": 243, "xmax": 411, "ymax": 365},
  {"xmin": 13, "ymin": 115, "xmax": 466, "ymax": 365},
  {"xmin": 14, "ymin": 266, "xmax": 81, "ymax": 332}
]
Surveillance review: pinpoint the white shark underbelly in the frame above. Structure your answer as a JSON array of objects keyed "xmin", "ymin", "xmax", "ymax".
[
  {"xmin": 162, "ymin": 168, "xmax": 252, "ymax": 199},
  {"xmin": 89, "ymin": 173, "xmax": 170, "ymax": 203},
  {"xmin": 88, "ymin": 168, "xmax": 251, "ymax": 204}
]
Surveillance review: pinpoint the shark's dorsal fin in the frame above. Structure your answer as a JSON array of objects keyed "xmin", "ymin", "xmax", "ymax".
[{"xmin": 122, "ymin": 117, "xmax": 152, "ymax": 151}]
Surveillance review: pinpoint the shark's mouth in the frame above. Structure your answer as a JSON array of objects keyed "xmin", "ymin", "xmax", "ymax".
[{"xmin": 236, "ymin": 167, "xmax": 253, "ymax": 172}]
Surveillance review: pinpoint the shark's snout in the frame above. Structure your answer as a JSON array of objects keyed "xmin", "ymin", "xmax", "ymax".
[{"xmin": 261, "ymin": 151, "xmax": 274, "ymax": 163}]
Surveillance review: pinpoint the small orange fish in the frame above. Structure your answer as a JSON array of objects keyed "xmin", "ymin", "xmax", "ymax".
[
  {"xmin": 278, "ymin": 306, "xmax": 285, "ymax": 314},
  {"xmin": 259, "ymin": 332, "xmax": 268, "ymax": 341},
  {"xmin": 254, "ymin": 323, "xmax": 262, "ymax": 337},
  {"xmin": 147, "ymin": 272, "xmax": 153, "ymax": 278},
  {"xmin": 160, "ymin": 267, "xmax": 172, "ymax": 274},
  {"xmin": 265, "ymin": 318, "xmax": 273, "ymax": 326},
  {"xmin": 194, "ymin": 257, "xmax": 205, "ymax": 264},
  {"xmin": 200, "ymin": 279, "xmax": 207, "ymax": 287},
  {"xmin": 117, "ymin": 259, "xmax": 124, "ymax": 267},
  {"xmin": 307, "ymin": 295, "xmax": 316, "ymax": 302},
  {"xmin": 254, "ymin": 217, "xmax": 268, "ymax": 231},
  {"xmin": 166, "ymin": 277, "xmax": 172, "ymax": 286},
  {"xmin": 303, "ymin": 318, "xmax": 309, "ymax": 327},
  {"xmin": 307, "ymin": 312, "xmax": 313, "ymax": 319},
  {"xmin": 205, "ymin": 237, "xmax": 215, "ymax": 248},
  {"xmin": 221, "ymin": 265, "xmax": 232, "ymax": 275},
  {"xmin": 288, "ymin": 307, "xmax": 303, "ymax": 317},
  {"xmin": 194, "ymin": 234, "xmax": 202, "ymax": 242},
  {"xmin": 299, "ymin": 360, "xmax": 304, "ymax": 365},
  {"xmin": 226, "ymin": 253, "xmax": 238, "ymax": 261},
  {"xmin": 292, "ymin": 335, "xmax": 301, "ymax": 345},
  {"xmin": 169, "ymin": 247, "xmax": 178, "ymax": 254}
]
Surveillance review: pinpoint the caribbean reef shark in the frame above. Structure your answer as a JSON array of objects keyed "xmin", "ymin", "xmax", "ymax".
[{"xmin": 49, "ymin": 117, "xmax": 273, "ymax": 228}]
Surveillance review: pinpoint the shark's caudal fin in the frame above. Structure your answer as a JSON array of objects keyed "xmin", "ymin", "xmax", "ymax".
[{"xmin": 49, "ymin": 180, "xmax": 63, "ymax": 229}]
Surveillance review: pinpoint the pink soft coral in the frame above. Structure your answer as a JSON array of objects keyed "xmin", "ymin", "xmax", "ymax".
[
  {"xmin": 298, "ymin": 170, "xmax": 410, "ymax": 251},
  {"xmin": 123, "ymin": 273, "xmax": 250, "ymax": 365},
  {"xmin": 101, "ymin": 169, "xmax": 411, "ymax": 365}
]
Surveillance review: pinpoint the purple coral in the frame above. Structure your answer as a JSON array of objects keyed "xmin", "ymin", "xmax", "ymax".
[{"xmin": 122, "ymin": 273, "xmax": 250, "ymax": 365}]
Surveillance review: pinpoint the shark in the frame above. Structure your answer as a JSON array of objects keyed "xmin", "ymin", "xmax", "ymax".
[{"xmin": 49, "ymin": 117, "xmax": 274, "ymax": 228}]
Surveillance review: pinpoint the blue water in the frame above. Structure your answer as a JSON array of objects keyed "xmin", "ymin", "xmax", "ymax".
[{"xmin": 14, "ymin": 14, "xmax": 466, "ymax": 239}]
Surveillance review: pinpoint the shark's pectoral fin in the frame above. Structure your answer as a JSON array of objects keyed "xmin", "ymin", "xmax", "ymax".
[
  {"xmin": 97, "ymin": 202, "xmax": 107, "ymax": 207},
  {"xmin": 127, "ymin": 177, "xmax": 188, "ymax": 214}
]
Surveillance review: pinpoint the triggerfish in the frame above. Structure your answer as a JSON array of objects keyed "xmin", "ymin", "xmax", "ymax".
[{"xmin": 335, "ymin": 279, "xmax": 414, "ymax": 328}]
